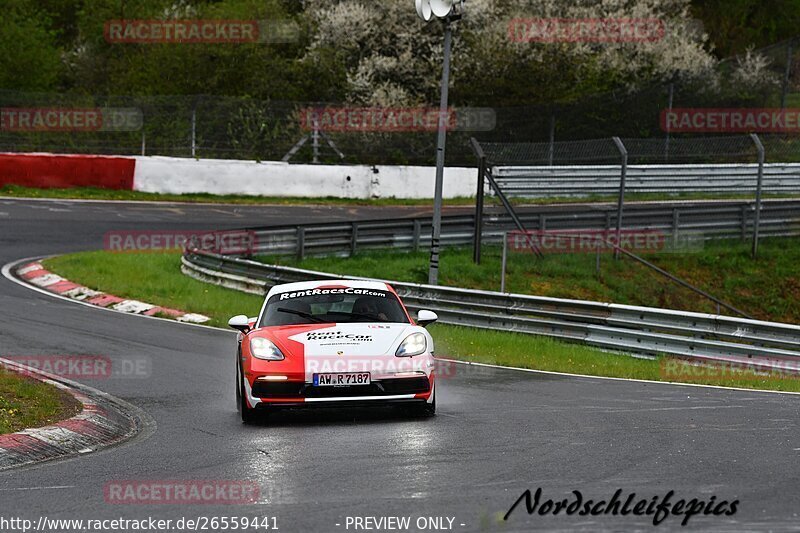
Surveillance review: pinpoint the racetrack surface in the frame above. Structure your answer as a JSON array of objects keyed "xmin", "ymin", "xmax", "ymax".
[{"xmin": 0, "ymin": 198, "xmax": 798, "ymax": 532}]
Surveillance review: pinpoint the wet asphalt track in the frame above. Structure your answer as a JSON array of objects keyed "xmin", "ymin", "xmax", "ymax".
[{"xmin": 0, "ymin": 198, "xmax": 798, "ymax": 532}]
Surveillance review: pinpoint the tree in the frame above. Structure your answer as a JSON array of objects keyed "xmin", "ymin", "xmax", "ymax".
[{"xmin": 303, "ymin": 0, "xmax": 720, "ymax": 106}]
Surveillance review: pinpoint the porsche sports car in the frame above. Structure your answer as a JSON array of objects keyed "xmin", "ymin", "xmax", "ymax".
[{"xmin": 229, "ymin": 279, "xmax": 438, "ymax": 422}]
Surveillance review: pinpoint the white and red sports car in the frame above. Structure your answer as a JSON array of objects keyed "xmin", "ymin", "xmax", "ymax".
[{"xmin": 229, "ymin": 280, "xmax": 438, "ymax": 422}]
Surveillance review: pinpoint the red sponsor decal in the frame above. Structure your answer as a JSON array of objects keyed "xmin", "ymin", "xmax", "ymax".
[
  {"xmin": 508, "ymin": 230, "xmax": 668, "ymax": 254},
  {"xmin": 508, "ymin": 18, "xmax": 665, "ymax": 43},
  {"xmin": 104, "ymin": 230, "xmax": 258, "ymax": 254},
  {"xmin": 661, "ymin": 108, "xmax": 800, "ymax": 133},
  {"xmin": 104, "ymin": 480, "xmax": 260, "ymax": 504}
]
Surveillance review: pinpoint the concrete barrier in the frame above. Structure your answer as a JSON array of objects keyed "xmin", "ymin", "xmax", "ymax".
[{"xmin": 0, "ymin": 153, "xmax": 477, "ymax": 199}]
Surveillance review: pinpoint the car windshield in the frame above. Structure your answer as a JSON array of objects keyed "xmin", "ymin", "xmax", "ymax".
[{"xmin": 259, "ymin": 288, "xmax": 409, "ymax": 327}]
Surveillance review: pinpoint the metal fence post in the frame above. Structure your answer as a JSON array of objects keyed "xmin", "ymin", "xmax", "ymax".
[
  {"xmin": 470, "ymin": 138, "xmax": 486, "ymax": 264},
  {"xmin": 191, "ymin": 103, "xmax": 197, "ymax": 158},
  {"xmin": 296, "ymin": 227, "xmax": 305, "ymax": 262},
  {"xmin": 413, "ymin": 219, "xmax": 421, "ymax": 252},
  {"xmin": 350, "ymin": 222, "xmax": 358, "ymax": 256},
  {"xmin": 612, "ymin": 137, "xmax": 628, "ymax": 260},
  {"xmin": 141, "ymin": 130, "xmax": 146, "ymax": 156},
  {"xmin": 665, "ymin": 82, "xmax": 674, "ymax": 162},
  {"xmin": 750, "ymin": 133, "xmax": 765, "ymax": 258}
]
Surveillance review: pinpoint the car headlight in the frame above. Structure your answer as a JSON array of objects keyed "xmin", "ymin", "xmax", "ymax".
[
  {"xmin": 396, "ymin": 332, "xmax": 427, "ymax": 357},
  {"xmin": 250, "ymin": 337, "xmax": 285, "ymax": 361}
]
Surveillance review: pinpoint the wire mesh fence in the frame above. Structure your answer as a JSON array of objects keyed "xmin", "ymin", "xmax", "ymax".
[{"xmin": 2, "ymin": 36, "xmax": 800, "ymax": 166}]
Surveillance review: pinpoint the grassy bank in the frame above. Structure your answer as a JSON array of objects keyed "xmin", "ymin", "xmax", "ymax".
[
  {"xmin": 0, "ymin": 368, "xmax": 81, "ymax": 434},
  {"xmin": 264, "ymin": 237, "xmax": 800, "ymax": 324},
  {"xmin": 41, "ymin": 250, "xmax": 800, "ymax": 392}
]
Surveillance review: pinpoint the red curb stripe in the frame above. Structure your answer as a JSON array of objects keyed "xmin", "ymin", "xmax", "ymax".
[
  {"xmin": 21, "ymin": 268, "xmax": 49, "ymax": 280},
  {"xmin": 86, "ymin": 294, "xmax": 124, "ymax": 307},
  {"xmin": 0, "ymin": 433, "xmax": 45, "ymax": 452},
  {"xmin": 47, "ymin": 280, "xmax": 80, "ymax": 294},
  {"xmin": 55, "ymin": 418, "xmax": 108, "ymax": 438},
  {"xmin": 143, "ymin": 306, "xmax": 184, "ymax": 318}
]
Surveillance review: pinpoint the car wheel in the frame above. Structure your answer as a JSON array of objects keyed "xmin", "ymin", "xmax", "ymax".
[{"xmin": 237, "ymin": 360, "xmax": 259, "ymax": 424}]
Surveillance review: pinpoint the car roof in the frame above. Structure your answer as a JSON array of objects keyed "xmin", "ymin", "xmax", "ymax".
[{"xmin": 264, "ymin": 279, "xmax": 393, "ymax": 299}]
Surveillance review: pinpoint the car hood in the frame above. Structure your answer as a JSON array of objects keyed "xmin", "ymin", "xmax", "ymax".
[{"xmin": 266, "ymin": 322, "xmax": 416, "ymax": 356}]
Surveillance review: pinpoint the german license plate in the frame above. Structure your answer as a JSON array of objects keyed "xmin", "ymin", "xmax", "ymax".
[{"xmin": 313, "ymin": 372, "xmax": 371, "ymax": 386}]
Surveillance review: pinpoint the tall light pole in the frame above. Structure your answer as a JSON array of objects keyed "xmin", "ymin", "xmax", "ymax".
[{"xmin": 415, "ymin": 0, "xmax": 463, "ymax": 285}]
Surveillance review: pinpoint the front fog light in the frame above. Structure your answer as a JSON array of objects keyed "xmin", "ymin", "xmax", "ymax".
[{"xmin": 396, "ymin": 333, "xmax": 427, "ymax": 357}]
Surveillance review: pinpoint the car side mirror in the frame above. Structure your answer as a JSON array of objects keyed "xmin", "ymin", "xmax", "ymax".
[
  {"xmin": 417, "ymin": 310, "xmax": 438, "ymax": 327},
  {"xmin": 228, "ymin": 314, "xmax": 251, "ymax": 333}
]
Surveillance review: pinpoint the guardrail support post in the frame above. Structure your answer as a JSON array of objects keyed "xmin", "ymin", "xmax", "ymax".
[
  {"xmin": 501, "ymin": 232, "xmax": 508, "ymax": 293},
  {"xmin": 296, "ymin": 227, "xmax": 305, "ymax": 262},
  {"xmin": 612, "ymin": 137, "xmax": 628, "ymax": 260},
  {"xmin": 741, "ymin": 205, "xmax": 748, "ymax": 241},
  {"xmin": 672, "ymin": 208, "xmax": 680, "ymax": 247},
  {"xmin": 470, "ymin": 138, "xmax": 486, "ymax": 264},
  {"xmin": 750, "ymin": 133, "xmax": 765, "ymax": 258},
  {"xmin": 350, "ymin": 223, "xmax": 358, "ymax": 256},
  {"xmin": 413, "ymin": 220, "xmax": 421, "ymax": 252}
]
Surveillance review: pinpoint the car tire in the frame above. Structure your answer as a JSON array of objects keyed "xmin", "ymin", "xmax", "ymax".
[
  {"xmin": 237, "ymin": 360, "xmax": 259, "ymax": 424},
  {"xmin": 409, "ymin": 389, "xmax": 436, "ymax": 417}
]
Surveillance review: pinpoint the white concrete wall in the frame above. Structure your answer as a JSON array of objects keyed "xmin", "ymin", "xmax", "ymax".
[{"xmin": 133, "ymin": 156, "xmax": 476, "ymax": 199}]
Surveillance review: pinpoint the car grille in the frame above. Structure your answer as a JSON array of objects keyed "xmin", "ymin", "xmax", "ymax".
[{"xmin": 252, "ymin": 376, "xmax": 430, "ymax": 399}]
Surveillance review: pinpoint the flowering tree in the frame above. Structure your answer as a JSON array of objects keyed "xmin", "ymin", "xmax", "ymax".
[{"xmin": 303, "ymin": 0, "xmax": 769, "ymax": 106}]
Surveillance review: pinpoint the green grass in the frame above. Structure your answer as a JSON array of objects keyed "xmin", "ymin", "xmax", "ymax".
[
  {"xmin": 44, "ymin": 251, "xmax": 265, "ymax": 328},
  {"xmin": 41, "ymin": 250, "xmax": 800, "ymax": 393},
  {"xmin": 2, "ymin": 184, "xmax": 798, "ymax": 207},
  {"xmin": 0, "ymin": 185, "xmax": 475, "ymax": 206},
  {"xmin": 0, "ymin": 368, "xmax": 81, "ymax": 434},
  {"xmin": 265, "ymin": 236, "xmax": 800, "ymax": 324}
]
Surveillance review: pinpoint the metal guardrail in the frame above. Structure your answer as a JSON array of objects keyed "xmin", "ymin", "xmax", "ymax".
[
  {"xmin": 491, "ymin": 164, "xmax": 800, "ymax": 198},
  {"xmin": 182, "ymin": 248, "xmax": 800, "ymax": 370},
  {"xmin": 245, "ymin": 199, "xmax": 800, "ymax": 259}
]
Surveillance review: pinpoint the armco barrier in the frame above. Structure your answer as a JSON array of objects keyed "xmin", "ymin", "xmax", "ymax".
[
  {"xmin": 241, "ymin": 199, "xmax": 800, "ymax": 259},
  {"xmin": 182, "ymin": 247, "xmax": 800, "ymax": 370},
  {"xmin": 491, "ymin": 163, "xmax": 800, "ymax": 197}
]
